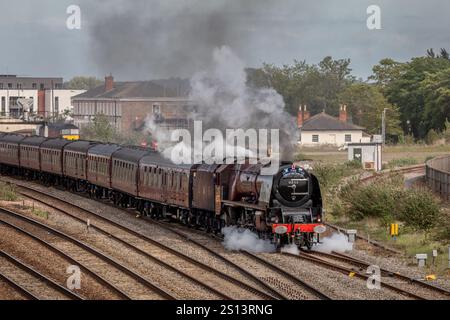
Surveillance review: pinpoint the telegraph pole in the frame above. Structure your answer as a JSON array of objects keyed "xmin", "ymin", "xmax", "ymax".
[{"xmin": 382, "ymin": 108, "xmax": 388, "ymax": 145}]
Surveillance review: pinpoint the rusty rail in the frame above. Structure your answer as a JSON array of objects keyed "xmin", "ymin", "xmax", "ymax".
[{"xmin": 426, "ymin": 156, "xmax": 450, "ymax": 201}]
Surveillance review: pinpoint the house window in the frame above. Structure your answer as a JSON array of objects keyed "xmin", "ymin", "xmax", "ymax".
[
  {"xmin": 1, "ymin": 97, "xmax": 5, "ymax": 115},
  {"xmin": 312, "ymin": 135, "xmax": 319, "ymax": 143},
  {"xmin": 32, "ymin": 83, "xmax": 37, "ymax": 89},
  {"xmin": 8, "ymin": 83, "xmax": 12, "ymax": 89},
  {"xmin": 345, "ymin": 134, "xmax": 352, "ymax": 142},
  {"xmin": 0, "ymin": 83, "xmax": 3, "ymax": 89},
  {"xmin": 153, "ymin": 104, "xmax": 161, "ymax": 115},
  {"xmin": 40, "ymin": 83, "xmax": 45, "ymax": 90}
]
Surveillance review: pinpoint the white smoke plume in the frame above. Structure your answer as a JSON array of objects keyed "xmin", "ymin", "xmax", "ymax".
[
  {"xmin": 145, "ymin": 46, "xmax": 298, "ymax": 163},
  {"xmin": 222, "ymin": 226, "xmax": 276, "ymax": 253},
  {"xmin": 189, "ymin": 46, "xmax": 298, "ymax": 161},
  {"xmin": 313, "ymin": 233, "xmax": 353, "ymax": 254},
  {"xmin": 281, "ymin": 244, "xmax": 300, "ymax": 255}
]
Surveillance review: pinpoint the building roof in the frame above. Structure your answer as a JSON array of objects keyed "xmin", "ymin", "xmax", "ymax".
[
  {"xmin": 73, "ymin": 78, "xmax": 190, "ymax": 100},
  {"xmin": 301, "ymin": 112, "xmax": 365, "ymax": 131}
]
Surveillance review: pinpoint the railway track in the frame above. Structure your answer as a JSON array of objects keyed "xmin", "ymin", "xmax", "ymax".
[
  {"xmin": 0, "ymin": 249, "xmax": 83, "ymax": 300},
  {"xmin": 148, "ymin": 220, "xmax": 331, "ymax": 300},
  {"xmin": 283, "ymin": 251, "xmax": 433, "ymax": 300},
  {"xmin": 0, "ymin": 270, "xmax": 40, "ymax": 300},
  {"xmin": 0, "ymin": 207, "xmax": 175, "ymax": 300},
  {"xmin": 242, "ymin": 251, "xmax": 331, "ymax": 300},
  {"xmin": 309, "ymin": 250, "xmax": 450, "ymax": 299},
  {"xmin": 12, "ymin": 183, "xmax": 277, "ymax": 300},
  {"xmin": 325, "ymin": 164, "xmax": 426, "ymax": 255},
  {"xmin": 0, "ymin": 218, "xmax": 131, "ymax": 300}
]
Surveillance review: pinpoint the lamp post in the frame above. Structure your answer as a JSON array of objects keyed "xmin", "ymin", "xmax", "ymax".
[{"xmin": 382, "ymin": 108, "xmax": 389, "ymax": 145}]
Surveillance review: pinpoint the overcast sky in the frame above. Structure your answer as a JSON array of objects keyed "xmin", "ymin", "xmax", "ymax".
[{"xmin": 0, "ymin": 0, "xmax": 449, "ymax": 81}]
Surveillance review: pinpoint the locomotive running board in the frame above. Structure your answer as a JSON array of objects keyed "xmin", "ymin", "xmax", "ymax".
[{"xmin": 221, "ymin": 200, "xmax": 267, "ymax": 211}]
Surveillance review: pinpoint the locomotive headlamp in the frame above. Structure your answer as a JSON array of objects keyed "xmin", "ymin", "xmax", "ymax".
[
  {"xmin": 274, "ymin": 226, "xmax": 288, "ymax": 235},
  {"xmin": 314, "ymin": 225, "xmax": 326, "ymax": 234}
]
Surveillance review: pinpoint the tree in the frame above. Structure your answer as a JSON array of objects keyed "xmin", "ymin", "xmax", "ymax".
[
  {"xmin": 247, "ymin": 56, "xmax": 354, "ymax": 116},
  {"xmin": 420, "ymin": 67, "xmax": 450, "ymax": 133},
  {"xmin": 80, "ymin": 113, "xmax": 116, "ymax": 143},
  {"xmin": 65, "ymin": 76, "xmax": 103, "ymax": 90},
  {"xmin": 339, "ymin": 83, "xmax": 402, "ymax": 137},
  {"xmin": 382, "ymin": 56, "xmax": 450, "ymax": 138},
  {"xmin": 369, "ymin": 58, "xmax": 404, "ymax": 91}
]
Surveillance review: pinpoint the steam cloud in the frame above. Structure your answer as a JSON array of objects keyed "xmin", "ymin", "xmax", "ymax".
[
  {"xmin": 313, "ymin": 233, "xmax": 353, "ymax": 254},
  {"xmin": 88, "ymin": 0, "xmax": 277, "ymax": 80},
  {"xmin": 145, "ymin": 46, "xmax": 298, "ymax": 162},
  {"xmin": 222, "ymin": 226, "xmax": 275, "ymax": 253}
]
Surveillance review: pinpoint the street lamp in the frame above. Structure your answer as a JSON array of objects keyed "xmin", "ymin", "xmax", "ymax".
[{"xmin": 382, "ymin": 108, "xmax": 389, "ymax": 146}]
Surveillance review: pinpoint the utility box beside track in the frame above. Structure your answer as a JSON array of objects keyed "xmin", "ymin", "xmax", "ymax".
[{"xmin": 347, "ymin": 142, "xmax": 382, "ymax": 172}]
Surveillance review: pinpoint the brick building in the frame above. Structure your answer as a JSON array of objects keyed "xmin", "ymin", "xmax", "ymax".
[{"xmin": 72, "ymin": 76, "xmax": 191, "ymax": 133}]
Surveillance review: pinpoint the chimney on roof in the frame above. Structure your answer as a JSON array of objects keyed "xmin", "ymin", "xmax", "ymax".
[
  {"xmin": 105, "ymin": 74, "xmax": 114, "ymax": 91},
  {"xmin": 303, "ymin": 105, "xmax": 311, "ymax": 121},
  {"xmin": 339, "ymin": 104, "xmax": 348, "ymax": 122},
  {"xmin": 297, "ymin": 105, "xmax": 303, "ymax": 128}
]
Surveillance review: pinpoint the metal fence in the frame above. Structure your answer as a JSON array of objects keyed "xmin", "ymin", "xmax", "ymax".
[{"xmin": 426, "ymin": 156, "xmax": 450, "ymax": 201}]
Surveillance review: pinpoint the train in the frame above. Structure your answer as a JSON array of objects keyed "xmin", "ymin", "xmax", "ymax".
[{"xmin": 0, "ymin": 133, "xmax": 325, "ymax": 249}]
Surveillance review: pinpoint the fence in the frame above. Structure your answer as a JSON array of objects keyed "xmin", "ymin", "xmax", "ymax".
[{"xmin": 426, "ymin": 156, "xmax": 450, "ymax": 201}]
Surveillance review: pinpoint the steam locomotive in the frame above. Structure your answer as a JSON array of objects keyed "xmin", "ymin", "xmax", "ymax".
[{"xmin": 0, "ymin": 133, "xmax": 325, "ymax": 249}]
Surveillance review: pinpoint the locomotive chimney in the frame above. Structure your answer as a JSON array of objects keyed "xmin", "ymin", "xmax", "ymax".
[
  {"xmin": 105, "ymin": 74, "xmax": 114, "ymax": 91},
  {"xmin": 339, "ymin": 104, "xmax": 348, "ymax": 122},
  {"xmin": 297, "ymin": 105, "xmax": 303, "ymax": 128},
  {"xmin": 303, "ymin": 105, "xmax": 311, "ymax": 121}
]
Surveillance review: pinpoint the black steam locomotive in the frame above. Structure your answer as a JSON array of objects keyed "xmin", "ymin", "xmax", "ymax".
[{"xmin": 0, "ymin": 133, "xmax": 325, "ymax": 249}]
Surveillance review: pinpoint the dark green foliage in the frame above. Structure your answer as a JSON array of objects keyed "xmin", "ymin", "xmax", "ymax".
[{"xmin": 337, "ymin": 174, "xmax": 440, "ymax": 231}]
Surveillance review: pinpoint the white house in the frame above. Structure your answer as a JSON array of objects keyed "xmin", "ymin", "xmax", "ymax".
[{"xmin": 298, "ymin": 105, "xmax": 371, "ymax": 147}]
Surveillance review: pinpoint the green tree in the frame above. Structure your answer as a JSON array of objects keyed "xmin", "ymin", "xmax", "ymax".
[
  {"xmin": 383, "ymin": 56, "xmax": 450, "ymax": 138},
  {"xmin": 247, "ymin": 56, "xmax": 354, "ymax": 116},
  {"xmin": 369, "ymin": 58, "xmax": 404, "ymax": 91},
  {"xmin": 65, "ymin": 76, "xmax": 102, "ymax": 90},
  {"xmin": 339, "ymin": 83, "xmax": 402, "ymax": 137},
  {"xmin": 81, "ymin": 113, "xmax": 116, "ymax": 143},
  {"xmin": 420, "ymin": 67, "xmax": 450, "ymax": 134}
]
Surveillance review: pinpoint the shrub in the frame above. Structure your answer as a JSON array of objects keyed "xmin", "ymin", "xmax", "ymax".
[
  {"xmin": 387, "ymin": 157, "xmax": 418, "ymax": 169},
  {"xmin": 399, "ymin": 188, "xmax": 439, "ymax": 231},
  {"xmin": 337, "ymin": 174, "xmax": 440, "ymax": 231},
  {"xmin": 0, "ymin": 182, "xmax": 18, "ymax": 201},
  {"xmin": 338, "ymin": 175, "xmax": 404, "ymax": 223},
  {"xmin": 425, "ymin": 129, "xmax": 441, "ymax": 145},
  {"xmin": 312, "ymin": 163, "xmax": 345, "ymax": 190},
  {"xmin": 344, "ymin": 160, "xmax": 362, "ymax": 170}
]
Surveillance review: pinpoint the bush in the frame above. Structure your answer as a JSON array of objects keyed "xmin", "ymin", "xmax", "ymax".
[
  {"xmin": 387, "ymin": 157, "xmax": 418, "ymax": 169},
  {"xmin": 398, "ymin": 134, "xmax": 415, "ymax": 145},
  {"xmin": 344, "ymin": 160, "xmax": 362, "ymax": 170},
  {"xmin": 399, "ymin": 188, "xmax": 439, "ymax": 231},
  {"xmin": 0, "ymin": 182, "xmax": 18, "ymax": 201},
  {"xmin": 312, "ymin": 163, "xmax": 345, "ymax": 190},
  {"xmin": 337, "ymin": 174, "xmax": 440, "ymax": 231},
  {"xmin": 339, "ymin": 175, "xmax": 404, "ymax": 223},
  {"xmin": 425, "ymin": 129, "xmax": 441, "ymax": 145}
]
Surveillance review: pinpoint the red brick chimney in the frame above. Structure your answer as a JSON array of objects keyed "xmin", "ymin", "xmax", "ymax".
[
  {"xmin": 105, "ymin": 74, "xmax": 114, "ymax": 91},
  {"xmin": 303, "ymin": 105, "xmax": 311, "ymax": 121},
  {"xmin": 297, "ymin": 105, "xmax": 303, "ymax": 128},
  {"xmin": 339, "ymin": 104, "xmax": 348, "ymax": 122}
]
